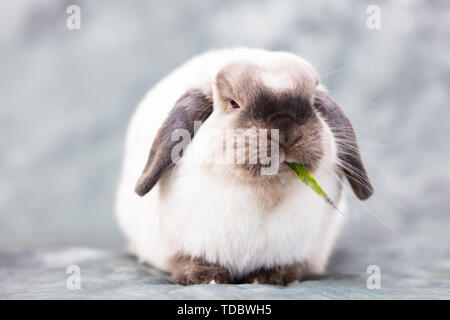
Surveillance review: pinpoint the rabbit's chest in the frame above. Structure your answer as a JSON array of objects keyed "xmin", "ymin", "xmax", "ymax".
[{"xmin": 158, "ymin": 169, "xmax": 337, "ymax": 276}]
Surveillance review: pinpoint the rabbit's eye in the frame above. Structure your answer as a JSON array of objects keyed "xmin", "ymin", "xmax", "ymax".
[{"xmin": 230, "ymin": 100, "xmax": 240, "ymax": 109}]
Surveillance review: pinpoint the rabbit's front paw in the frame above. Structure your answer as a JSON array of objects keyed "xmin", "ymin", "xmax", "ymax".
[
  {"xmin": 171, "ymin": 254, "xmax": 230, "ymax": 285},
  {"xmin": 246, "ymin": 263, "xmax": 303, "ymax": 286}
]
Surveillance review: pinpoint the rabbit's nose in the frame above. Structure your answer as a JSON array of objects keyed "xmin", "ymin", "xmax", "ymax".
[{"xmin": 269, "ymin": 113, "xmax": 298, "ymax": 148}]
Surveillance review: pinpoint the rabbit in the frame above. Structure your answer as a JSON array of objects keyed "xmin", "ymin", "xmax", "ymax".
[{"xmin": 115, "ymin": 48, "xmax": 373, "ymax": 286}]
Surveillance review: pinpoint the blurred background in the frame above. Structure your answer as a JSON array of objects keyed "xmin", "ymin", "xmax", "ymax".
[{"xmin": 1, "ymin": 0, "xmax": 450, "ymax": 298}]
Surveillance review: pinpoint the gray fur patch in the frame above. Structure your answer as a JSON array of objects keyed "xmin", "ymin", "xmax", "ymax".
[{"xmin": 313, "ymin": 90, "xmax": 373, "ymax": 200}]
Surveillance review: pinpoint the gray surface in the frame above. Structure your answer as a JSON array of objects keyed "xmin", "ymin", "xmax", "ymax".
[
  {"xmin": 2, "ymin": 242, "xmax": 450, "ymax": 299},
  {"xmin": 1, "ymin": 0, "xmax": 450, "ymax": 299}
]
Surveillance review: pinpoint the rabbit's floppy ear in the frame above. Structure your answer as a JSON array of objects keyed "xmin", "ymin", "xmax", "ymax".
[
  {"xmin": 313, "ymin": 90, "xmax": 373, "ymax": 200},
  {"xmin": 135, "ymin": 89, "xmax": 213, "ymax": 197}
]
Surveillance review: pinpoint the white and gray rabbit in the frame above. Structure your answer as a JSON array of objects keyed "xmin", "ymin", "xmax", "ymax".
[{"xmin": 115, "ymin": 48, "xmax": 373, "ymax": 285}]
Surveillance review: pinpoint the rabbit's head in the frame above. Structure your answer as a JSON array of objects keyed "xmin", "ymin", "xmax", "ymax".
[{"xmin": 135, "ymin": 54, "xmax": 373, "ymax": 201}]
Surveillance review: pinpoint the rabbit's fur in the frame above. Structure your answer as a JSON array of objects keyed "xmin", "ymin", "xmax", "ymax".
[{"xmin": 115, "ymin": 48, "xmax": 372, "ymax": 285}]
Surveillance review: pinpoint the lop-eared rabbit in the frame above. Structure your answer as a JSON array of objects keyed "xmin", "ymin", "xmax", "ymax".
[{"xmin": 116, "ymin": 48, "xmax": 373, "ymax": 285}]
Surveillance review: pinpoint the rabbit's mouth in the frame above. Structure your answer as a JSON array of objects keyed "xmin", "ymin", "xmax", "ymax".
[
  {"xmin": 204, "ymin": 127, "xmax": 323, "ymax": 181},
  {"xmin": 224, "ymin": 141, "xmax": 321, "ymax": 178},
  {"xmin": 225, "ymin": 146, "xmax": 291, "ymax": 179}
]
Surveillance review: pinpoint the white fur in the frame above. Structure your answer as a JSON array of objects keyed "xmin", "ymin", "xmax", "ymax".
[{"xmin": 115, "ymin": 48, "xmax": 345, "ymax": 278}]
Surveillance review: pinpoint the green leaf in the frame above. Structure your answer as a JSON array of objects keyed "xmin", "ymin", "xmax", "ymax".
[{"xmin": 287, "ymin": 163, "xmax": 341, "ymax": 213}]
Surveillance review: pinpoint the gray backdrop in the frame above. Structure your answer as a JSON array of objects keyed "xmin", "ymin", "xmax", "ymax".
[{"xmin": 1, "ymin": 0, "xmax": 450, "ymax": 299}]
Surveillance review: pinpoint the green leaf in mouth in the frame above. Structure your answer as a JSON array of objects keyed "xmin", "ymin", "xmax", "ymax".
[{"xmin": 287, "ymin": 163, "xmax": 342, "ymax": 214}]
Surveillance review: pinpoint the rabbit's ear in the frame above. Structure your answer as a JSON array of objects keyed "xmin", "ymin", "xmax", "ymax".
[
  {"xmin": 135, "ymin": 89, "xmax": 213, "ymax": 197},
  {"xmin": 313, "ymin": 90, "xmax": 373, "ymax": 200}
]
